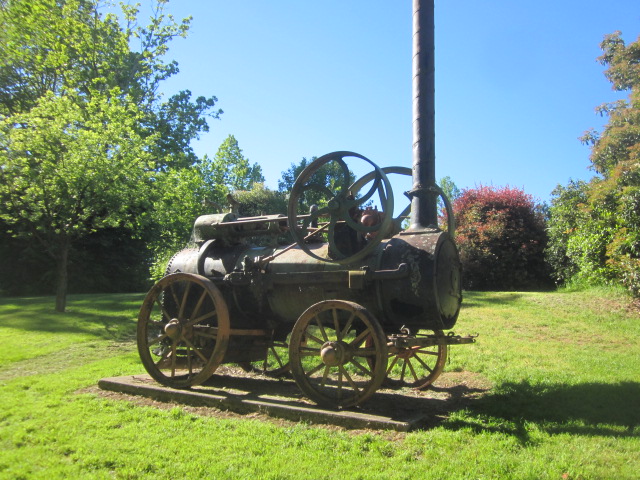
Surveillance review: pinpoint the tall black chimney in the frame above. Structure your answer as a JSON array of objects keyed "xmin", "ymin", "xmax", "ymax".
[{"xmin": 408, "ymin": 0, "xmax": 438, "ymax": 231}]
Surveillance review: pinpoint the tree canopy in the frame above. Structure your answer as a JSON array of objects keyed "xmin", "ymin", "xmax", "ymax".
[
  {"xmin": 208, "ymin": 134, "xmax": 264, "ymax": 193},
  {"xmin": 548, "ymin": 31, "xmax": 640, "ymax": 296},
  {"xmin": 0, "ymin": 0, "xmax": 221, "ymax": 310}
]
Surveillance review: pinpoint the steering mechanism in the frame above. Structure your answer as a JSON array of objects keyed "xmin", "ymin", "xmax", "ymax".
[{"xmin": 287, "ymin": 151, "xmax": 394, "ymax": 264}]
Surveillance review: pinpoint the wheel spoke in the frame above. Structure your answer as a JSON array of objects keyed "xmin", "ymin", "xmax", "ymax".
[
  {"xmin": 170, "ymin": 342, "xmax": 177, "ymax": 378},
  {"xmin": 192, "ymin": 328, "xmax": 218, "ymax": 339},
  {"xmin": 182, "ymin": 337, "xmax": 209, "ymax": 363},
  {"xmin": 305, "ymin": 361, "xmax": 325, "ymax": 376},
  {"xmin": 415, "ymin": 348, "xmax": 439, "ymax": 356},
  {"xmin": 269, "ymin": 346, "xmax": 285, "ymax": 369},
  {"xmin": 413, "ymin": 352, "xmax": 434, "ymax": 372},
  {"xmin": 320, "ymin": 365, "xmax": 330, "ymax": 387},
  {"xmin": 189, "ymin": 309, "xmax": 217, "ymax": 326},
  {"xmin": 350, "ymin": 328, "xmax": 371, "ymax": 348},
  {"xmin": 314, "ymin": 315, "xmax": 329, "ymax": 342},
  {"xmin": 339, "ymin": 366, "xmax": 360, "ymax": 394},
  {"xmin": 304, "ymin": 333, "xmax": 324, "ymax": 346},
  {"xmin": 349, "ymin": 357, "xmax": 372, "ymax": 376},
  {"xmin": 348, "ymin": 172, "xmax": 381, "ymax": 208},
  {"xmin": 400, "ymin": 359, "xmax": 407, "ymax": 382},
  {"xmin": 147, "ymin": 332, "xmax": 168, "ymax": 347},
  {"xmin": 353, "ymin": 347, "xmax": 378, "ymax": 357},
  {"xmin": 155, "ymin": 297, "xmax": 171, "ymax": 322},
  {"xmin": 335, "ymin": 156, "xmax": 351, "ymax": 191},
  {"xmin": 332, "ymin": 308, "xmax": 340, "ymax": 334},
  {"xmin": 406, "ymin": 358, "xmax": 419, "ymax": 382},
  {"xmin": 339, "ymin": 312, "xmax": 355, "ymax": 340},
  {"xmin": 190, "ymin": 290, "xmax": 208, "ymax": 320},
  {"xmin": 386, "ymin": 355, "xmax": 400, "ymax": 376},
  {"xmin": 187, "ymin": 345, "xmax": 193, "ymax": 376},
  {"xmin": 178, "ymin": 281, "xmax": 192, "ymax": 319},
  {"xmin": 169, "ymin": 284, "xmax": 180, "ymax": 314}
]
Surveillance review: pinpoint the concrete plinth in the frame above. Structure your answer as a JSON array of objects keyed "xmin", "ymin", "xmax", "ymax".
[{"xmin": 98, "ymin": 372, "xmax": 438, "ymax": 431}]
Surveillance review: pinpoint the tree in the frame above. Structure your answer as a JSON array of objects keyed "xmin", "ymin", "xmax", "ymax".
[
  {"xmin": 453, "ymin": 185, "xmax": 550, "ymax": 290},
  {"xmin": 232, "ymin": 183, "xmax": 288, "ymax": 217},
  {"xmin": 147, "ymin": 164, "xmax": 214, "ymax": 280},
  {"xmin": 278, "ymin": 157, "xmax": 355, "ymax": 212},
  {"xmin": 549, "ymin": 31, "xmax": 640, "ymax": 296},
  {"xmin": 0, "ymin": 90, "xmax": 154, "ymax": 311},
  {"xmin": 545, "ymin": 180, "xmax": 589, "ymax": 285},
  {"xmin": 0, "ymin": 0, "xmax": 222, "ymax": 309},
  {"xmin": 208, "ymin": 135, "xmax": 264, "ymax": 192},
  {"xmin": 439, "ymin": 176, "xmax": 461, "ymax": 203}
]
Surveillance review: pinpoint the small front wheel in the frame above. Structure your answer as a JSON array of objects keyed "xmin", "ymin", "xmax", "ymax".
[{"xmin": 384, "ymin": 331, "xmax": 448, "ymax": 389}]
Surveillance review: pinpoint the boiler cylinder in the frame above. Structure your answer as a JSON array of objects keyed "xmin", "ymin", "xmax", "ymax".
[{"xmin": 167, "ymin": 229, "xmax": 461, "ymax": 334}]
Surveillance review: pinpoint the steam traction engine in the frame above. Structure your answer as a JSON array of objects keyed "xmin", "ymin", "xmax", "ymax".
[{"xmin": 136, "ymin": 0, "xmax": 475, "ymax": 409}]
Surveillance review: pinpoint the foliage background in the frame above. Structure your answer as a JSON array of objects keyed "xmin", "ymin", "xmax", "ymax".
[{"xmin": 546, "ymin": 32, "xmax": 640, "ymax": 297}]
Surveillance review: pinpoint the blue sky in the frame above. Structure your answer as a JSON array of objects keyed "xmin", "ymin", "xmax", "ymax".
[{"xmin": 137, "ymin": 1, "xmax": 639, "ymax": 205}]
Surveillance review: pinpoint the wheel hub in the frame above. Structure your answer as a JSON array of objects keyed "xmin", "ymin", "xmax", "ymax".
[
  {"xmin": 320, "ymin": 341, "xmax": 351, "ymax": 366},
  {"xmin": 396, "ymin": 347, "xmax": 418, "ymax": 360},
  {"xmin": 164, "ymin": 319, "xmax": 182, "ymax": 340}
]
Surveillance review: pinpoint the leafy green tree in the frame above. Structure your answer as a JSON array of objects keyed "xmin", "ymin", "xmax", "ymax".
[
  {"xmin": 550, "ymin": 31, "xmax": 640, "ymax": 296},
  {"xmin": 0, "ymin": 90, "xmax": 154, "ymax": 311},
  {"xmin": 208, "ymin": 135, "xmax": 264, "ymax": 192},
  {"xmin": 232, "ymin": 183, "xmax": 288, "ymax": 217},
  {"xmin": 278, "ymin": 157, "xmax": 355, "ymax": 212},
  {"xmin": 0, "ymin": 0, "xmax": 222, "ymax": 308},
  {"xmin": 0, "ymin": 0, "xmax": 221, "ymax": 169},
  {"xmin": 545, "ymin": 180, "xmax": 589, "ymax": 285},
  {"xmin": 439, "ymin": 176, "xmax": 461, "ymax": 202}
]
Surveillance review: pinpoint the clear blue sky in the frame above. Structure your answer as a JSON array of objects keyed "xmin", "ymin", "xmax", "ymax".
[{"xmin": 137, "ymin": 1, "xmax": 639, "ymax": 204}]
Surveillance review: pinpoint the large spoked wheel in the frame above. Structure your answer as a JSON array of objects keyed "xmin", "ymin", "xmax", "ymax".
[
  {"xmin": 287, "ymin": 151, "xmax": 394, "ymax": 264},
  {"xmin": 289, "ymin": 300, "xmax": 388, "ymax": 408},
  {"xmin": 137, "ymin": 273, "xmax": 230, "ymax": 388},
  {"xmin": 384, "ymin": 331, "xmax": 448, "ymax": 390}
]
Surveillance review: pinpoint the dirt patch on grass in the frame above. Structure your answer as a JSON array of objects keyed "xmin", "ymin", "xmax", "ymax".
[
  {"xmin": 84, "ymin": 369, "xmax": 492, "ymax": 436},
  {"xmin": 627, "ymin": 298, "xmax": 640, "ymax": 316}
]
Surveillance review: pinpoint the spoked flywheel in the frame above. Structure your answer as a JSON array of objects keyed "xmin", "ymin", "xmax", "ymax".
[
  {"xmin": 288, "ymin": 300, "xmax": 387, "ymax": 408},
  {"xmin": 137, "ymin": 273, "xmax": 230, "ymax": 388},
  {"xmin": 287, "ymin": 151, "xmax": 394, "ymax": 264}
]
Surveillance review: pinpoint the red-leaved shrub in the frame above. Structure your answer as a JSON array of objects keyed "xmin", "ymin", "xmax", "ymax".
[{"xmin": 452, "ymin": 185, "xmax": 550, "ymax": 290}]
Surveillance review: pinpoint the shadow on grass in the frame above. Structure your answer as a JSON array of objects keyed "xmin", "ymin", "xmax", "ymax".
[
  {"xmin": 0, "ymin": 293, "xmax": 144, "ymax": 342},
  {"xmin": 460, "ymin": 291, "xmax": 525, "ymax": 309},
  {"xmin": 442, "ymin": 380, "xmax": 640, "ymax": 442}
]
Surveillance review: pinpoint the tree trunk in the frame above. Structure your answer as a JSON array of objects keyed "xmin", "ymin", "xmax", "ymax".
[{"xmin": 55, "ymin": 237, "xmax": 70, "ymax": 313}]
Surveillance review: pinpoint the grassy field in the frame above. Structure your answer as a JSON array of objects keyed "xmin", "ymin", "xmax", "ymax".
[{"xmin": 0, "ymin": 289, "xmax": 638, "ymax": 479}]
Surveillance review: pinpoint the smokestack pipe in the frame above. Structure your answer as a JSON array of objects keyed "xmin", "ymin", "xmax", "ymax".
[{"xmin": 408, "ymin": 0, "xmax": 438, "ymax": 230}]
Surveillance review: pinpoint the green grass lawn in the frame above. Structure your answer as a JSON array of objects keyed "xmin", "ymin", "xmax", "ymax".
[{"xmin": 0, "ymin": 289, "xmax": 638, "ymax": 479}]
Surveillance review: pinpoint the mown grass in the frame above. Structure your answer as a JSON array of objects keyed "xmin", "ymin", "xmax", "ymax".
[{"xmin": 0, "ymin": 289, "xmax": 638, "ymax": 479}]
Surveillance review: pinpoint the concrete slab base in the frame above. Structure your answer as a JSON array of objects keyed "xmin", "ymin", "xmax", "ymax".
[{"xmin": 98, "ymin": 371, "xmax": 439, "ymax": 431}]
